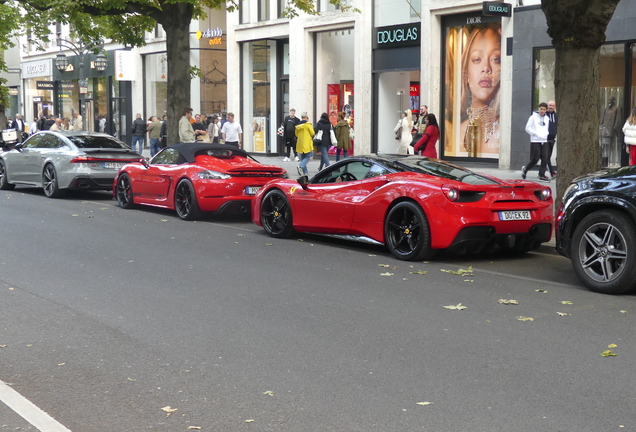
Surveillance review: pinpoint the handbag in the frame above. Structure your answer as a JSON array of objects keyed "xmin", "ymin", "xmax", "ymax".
[
  {"xmin": 313, "ymin": 129, "xmax": 323, "ymax": 144},
  {"xmin": 395, "ymin": 121, "xmax": 402, "ymax": 140},
  {"xmin": 277, "ymin": 123, "xmax": 284, "ymax": 137},
  {"xmin": 330, "ymin": 129, "xmax": 338, "ymax": 146}
]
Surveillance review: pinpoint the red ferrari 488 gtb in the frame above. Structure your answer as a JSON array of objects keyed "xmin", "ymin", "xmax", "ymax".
[
  {"xmin": 114, "ymin": 143, "xmax": 286, "ymax": 220},
  {"xmin": 252, "ymin": 155, "xmax": 553, "ymax": 260}
]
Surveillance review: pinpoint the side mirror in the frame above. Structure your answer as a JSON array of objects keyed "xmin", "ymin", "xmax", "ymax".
[
  {"xmin": 141, "ymin": 158, "xmax": 150, "ymax": 168},
  {"xmin": 14, "ymin": 142, "xmax": 23, "ymax": 152},
  {"xmin": 297, "ymin": 175, "xmax": 309, "ymax": 189}
]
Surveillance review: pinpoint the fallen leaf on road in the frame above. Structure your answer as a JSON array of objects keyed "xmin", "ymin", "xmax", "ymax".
[
  {"xmin": 57, "ymin": 363, "xmax": 65, "ymax": 366},
  {"xmin": 127, "ymin": 377, "xmax": 136, "ymax": 382},
  {"xmin": 298, "ymin": 239, "xmax": 304, "ymax": 242},
  {"xmin": 403, "ymin": 278, "xmax": 408, "ymax": 280},
  {"xmin": 0, "ymin": 345, "xmax": 6, "ymax": 348},
  {"xmin": 620, "ymin": 310, "xmax": 627, "ymax": 313},
  {"xmin": 441, "ymin": 266, "xmax": 473, "ymax": 276},
  {"xmin": 416, "ymin": 401, "xmax": 433, "ymax": 406},
  {"xmin": 498, "ymin": 299, "xmax": 519, "ymax": 305},
  {"xmin": 160, "ymin": 219, "xmax": 168, "ymax": 222},
  {"xmin": 187, "ymin": 427, "xmax": 202, "ymax": 430},
  {"xmin": 608, "ymin": 343, "xmax": 617, "ymax": 348},
  {"xmin": 234, "ymin": 242, "xmax": 239, "ymax": 244},
  {"xmin": 464, "ymin": 279, "xmax": 474, "ymax": 282},
  {"xmin": 8, "ymin": 288, "xmax": 14, "ymax": 290},
  {"xmin": 556, "ymin": 312, "xmax": 570, "ymax": 316},
  {"xmin": 238, "ymin": 233, "xmax": 245, "ymax": 236},
  {"xmin": 263, "ymin": 390, "xmax": 274, "ymax": 396},
  {"xmin": 443, "ymin": 303, "xmax": 467, "ymax": 310},
  {"xmin": 71, "ymin": 214, "xmax": 79, "ymax": 217},
  {"xmin": 368, "ymin": 254, "xmax": 376, "ymax": 256},
  {"xmin": 517, "ymin": 316, "xmax": 534, "ymax": 321},
  {"xmin": 378, "ymin": 264, "xmax": 390, "ymax": 267},
  {"xmin": 161, "ymin": 406, "xmax": 178, "ymax": 417},
  {"xmin": 535, "ymin": 289, "xmax": 548, "ymax": 293},
  {"xmin": 410, "ymin": 270, "xmax": 428, "ymax": 275},
  {"xmin": 245, "ymin": 419, "xmax": 254, "ymax": 423},
  {"xmin": 601, "ymin": 350, "xmax": 617, "ymax": 357},
  {"xmin": 265, "ymin": 243, "xmax": 273, "ymax": 246},
  {"xmin": 380, "ymin": 272, "xmax": 394, "ymax": 276},
  {"xmin": 560, "ymin": 301, "xmax": 573, "ymax": 305}
]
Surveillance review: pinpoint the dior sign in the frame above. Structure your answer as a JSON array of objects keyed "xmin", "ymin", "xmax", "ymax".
[{"xmin": 373, "ymin": 23, "xmax": 421, "ymax": 50}]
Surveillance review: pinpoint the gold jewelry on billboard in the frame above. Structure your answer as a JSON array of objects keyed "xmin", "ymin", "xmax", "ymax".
[{"xmin": 464, "ymin": 106, "xmax": 498, "ymax": 156}]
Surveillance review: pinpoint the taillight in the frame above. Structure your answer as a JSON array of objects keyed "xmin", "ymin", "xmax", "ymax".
[
  {"xmin": 442, "ymin": 186, "xmax": 459, "ymax": 202},
  {"xmin": 534, "ymin": 188, "xmax": 552, "ymax": 201}
]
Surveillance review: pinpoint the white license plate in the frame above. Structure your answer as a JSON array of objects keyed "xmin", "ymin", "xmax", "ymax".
[
  {"xmin": 103, "ymin": 162, "xmax": 126, "ymax": 169},
  {"xmin": 245, "ymin": 186, "xmax": 261, "ymax": 195},
  {"xmin": 499, "ymin": 210, "xmax": 531, "ymax": 221}
]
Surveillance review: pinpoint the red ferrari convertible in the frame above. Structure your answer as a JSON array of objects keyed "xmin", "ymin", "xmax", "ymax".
[
  {"xmin": 114, "ymin": 143, "xmax": 286, "ymax": 220},
  {"xmin": 252, "ymin": 155, "xmax": 553, "ymax": 260}
]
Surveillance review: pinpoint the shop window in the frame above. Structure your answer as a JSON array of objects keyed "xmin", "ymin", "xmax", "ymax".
[
  {"xmin": 242, "ymin": 41, "xmax": 271, "ymax": 153},
  {"xmin": 600, "ymin": 44, "xmax": 624, "ymax": 168},
  {"xmin": 374, "ymin": 0, "xmax": 420, "ymax": 27},
  {"xmin": 144, "ymin": 53, "xmax": 168, "ymax": 120},
  {"xmin": 443, "ymin": 20, "xmax": 501, "ymax": 160},
  {"xmin": 533, "ymin": 48, "xmax": 555, "ymax": 108}
]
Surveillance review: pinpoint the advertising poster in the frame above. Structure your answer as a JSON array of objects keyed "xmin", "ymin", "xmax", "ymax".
[
  {"xmin": 253, "ymin": 116, "xmax": 266, "ymax": 152},
  {"xmin": 444, "ymin": 20, "xmax": 501, "ymax": 159}
]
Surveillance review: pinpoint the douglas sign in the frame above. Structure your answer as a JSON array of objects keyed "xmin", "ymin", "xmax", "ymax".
[{"xmin": 374, "ymin": 23, "xmax": 421, "ymax": 49}]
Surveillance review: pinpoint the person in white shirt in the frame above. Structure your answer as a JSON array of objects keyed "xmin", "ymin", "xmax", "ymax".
[
  {"xmin": 220, "ymin": 112, "xmax": 243, "ymax": 148},
  {"xmin": 29, "ymin": 118, "xmax": 38, "ymax": 135},
  {"xmin": 522, "ymin": 102, "xmax": 551, "ymax": 182}
]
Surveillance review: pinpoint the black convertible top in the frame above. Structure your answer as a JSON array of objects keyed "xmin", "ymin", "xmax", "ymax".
[{"xmin": 168, "ymin": 142, "xmax": 251, "ymax": 163}]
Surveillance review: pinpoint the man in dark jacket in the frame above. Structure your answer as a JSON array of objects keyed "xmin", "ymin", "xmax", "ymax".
[
  {"xmin": 545, "ymin": 100, "xmax": 557, "ymax": 179},
  {"xmin": 160, "ymin": 115, "xmax": 168, "ymax": 148},
  {"xmin": 282, "ymin": 108, "xmax": 300, "ymax": 162},
  {"xmin": 42, "ymin": 115, "xmax": 56, "ymax": 131},
  {"xmin": 11, "ymin": 114, "xmax": 25, "ymax": 142},
  {"xmin": 131, "ymin": 113, "xmax": 147, "ymax": 153}
]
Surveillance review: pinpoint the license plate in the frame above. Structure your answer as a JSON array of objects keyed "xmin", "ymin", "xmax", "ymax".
[
  {"xmin": 499, "ymin": 210, "xmax": 531, "ymax": 221},
  {"xmin": 245, "ymin": 186, "xmax": 261, "ymax": 195},
  {"xmin": 103, "ymin": 162, "xmax": 126, "ymax": 169}
]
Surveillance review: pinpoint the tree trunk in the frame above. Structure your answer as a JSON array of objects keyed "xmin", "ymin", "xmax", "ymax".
[
  {"xmin": 553, "ymin": 46, "xmax": 601, "ymax": 201},
  {"xmin": 159, "ymin": 2, "xmax": 194, "ymax": 145},
  {"xmin": 541, "ymin": 0, "xmax": 620, "ymax": 206}
]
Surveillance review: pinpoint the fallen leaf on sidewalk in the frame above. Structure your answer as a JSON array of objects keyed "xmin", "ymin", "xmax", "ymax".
[{"xmin": 443, "ymin": 303, "xmax": 467, "ymax": 310}]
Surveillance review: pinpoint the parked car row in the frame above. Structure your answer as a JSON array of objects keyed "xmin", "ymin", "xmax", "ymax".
[{"xmin": 4, "ymin": 131, "xmax": 636, "ymax": 294}]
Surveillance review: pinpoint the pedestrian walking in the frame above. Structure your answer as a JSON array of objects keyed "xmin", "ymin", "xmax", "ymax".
[
  {"xmin": 522, "ymin": 102, "xmax": 551, "ymax": 182},
  {"xmin": 221, "ymin": 112, "xmax": 242, "ymax": 148},
  {"xmin": 622, "ymin": 106, "xmax": 636, "ymax": 166},
  {"xmin": 314, "ymin": 112, "xmax": 333, "ymax": 170},
  {"xmin": 394, "ymin": 110, "xmax": 414, "ymax": 155},
  {"xmin": 179, "ymin": 107, "xmax": 196, "ymax": 143},
  {"xmin": 334, "ymin": 111, "xmax": 351, "ymax": 161},
  {"xmin": 413, "ymin": 113, "xmax": 439, "ymax": 158},
  {"xmin": 147, "ymin": 116, "xmax": 162, "ymax": 156},
  {"xmin": 282, "ymin": 109, "xmax": 300, "ymax": 162},
  {"xmin": 295, "ymin": 112, "xmax": 315, "ymax": 176},
  {"xmin": 545, "ymin": 100, "xmax": 558, "ymax": 178},
  {"xmin": 131, "ymin": 113, "xmax": 146, "ymax": 152}
]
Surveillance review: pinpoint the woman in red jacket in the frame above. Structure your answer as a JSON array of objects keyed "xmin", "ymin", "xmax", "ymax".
[{"xmin": 413, "ymin": 114, "xmax": 439, "ymax": 158}]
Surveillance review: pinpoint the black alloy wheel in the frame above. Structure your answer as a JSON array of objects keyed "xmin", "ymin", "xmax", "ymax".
[
  {"xmin": 571, "ymin": 209, "xmax": 636, "ymax": 294},
  {"xmin": 42, "ymin": 164, "xmax": 66, "ymax": 198},
  {"xmin": 261, "ymin": 189, "xmax": 295, "ymax": 238},
  {"xmin": 116, "ymin": 173, "xmax": 135, "ymax": 209},
  {"xmin": 384, "ymin": 201, "xmax": 435, "ymax": 261},
  {"xmin": 175, "ymin": 179, "xmax": 202, "ymax": 220},
  {"xmin": 0, "ymin": 160, "xmax": 15, "ymax": 190}
]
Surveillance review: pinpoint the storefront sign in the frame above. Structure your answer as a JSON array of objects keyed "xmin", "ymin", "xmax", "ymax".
[
  {"xmin": 115, "ymin": 50, "xmax": 135, "ymax": 81},
  {"xmin": 36, "ymin": 81, "xmax": 55, "ymax": 90},
  {"xmin": 482, "ymin": 2, "xmax": 511, "ymax": 17},
  {"xmin": 196, "ymin": 27, "xmax": 223, "ymax": 46},
  {"xmin": 22, "ymin": 59, "xmax": 52, "ymax": 78},
  {"xmin": 33, "ymin": 96, "xmax": 42, "ymax": 102},
  {"xmin": 8, "ymin": 88, "xmax": 18, "ymax": 96},
  {"xmin": 79, "ymin": 78, "xmax": 88, "ymax": 94},
  {"xmin": 373, "ymin": 23, "xmax": 421, "ymax": 50},
  {"xmin": 158, "ymin": 54, "xmax": 167, "ymax": 82}
]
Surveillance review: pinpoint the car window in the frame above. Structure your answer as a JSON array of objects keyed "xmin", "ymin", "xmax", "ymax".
[
  {"xmin": 67, "ymin": 135, "xmax": 130, "ymax": 149},
  {"xmin": 37, "ymin": 135, "xmax": 65, "ymax": 149},
  {"xmin": 390, "ymin": 158, "xmax": 499, "ymax": 185},
  {"xmin": 366, "ymin": 163, "xmax": 393, "ymax": 178},
  {"xmin": 21, "ymin": 135, "xmax": 42, "ymax": 149},
  {"xmin": 151, "ymin": 148, "xmax": 180, "ymax": 165},
  {"xmin": 313, "ymin": 161, "xmax": 372, "ymax": 184}
]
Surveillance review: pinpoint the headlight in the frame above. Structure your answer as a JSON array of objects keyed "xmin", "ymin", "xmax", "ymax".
[
  {"xmin": 197, "ymin": 170, "xmax": 230, "ymax": 180},
  {"xmin": 442, "ymin": 186, "xmax": 459, "ymax": 201},
  {"xmin": 562, "ymin": 183, "xmax": 579, "ymax": 200}
]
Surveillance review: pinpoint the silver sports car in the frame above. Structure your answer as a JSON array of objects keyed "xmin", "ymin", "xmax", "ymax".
[{"xmin": 0, "ymin": 131, "xmax": 142, "ymax": 197}]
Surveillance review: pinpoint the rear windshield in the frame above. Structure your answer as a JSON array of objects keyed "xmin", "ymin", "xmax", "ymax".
[
  {"xmin": 385, "ymin": 157, "xmax": 500, "ymax": 185},
  {"xmin": 67, "ymin": 136, "xmax": 130, "ymax": 149}
]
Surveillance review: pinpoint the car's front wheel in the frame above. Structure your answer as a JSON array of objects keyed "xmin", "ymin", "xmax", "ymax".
[
  {"xmin": 261, "ymin": 189, "xmax": 295, "ymax": 238},
  {"xmin": 0, "ymin": 159, "xmax": 15, "ymax": 190},
  {"xmin": 571, "ymin": 209, "xmax": 636, "ymax": 294},
  {"xmin": 116, "ymin": 173, "xmax": 135, "ymax": 209},
  {"xmin": 42, "ymin": 164, "xmax": 66, "ymax": 198},
  {"xmin": 384, "ymin": 201, "xmax": 435, "ymax": 261},
  {"xmin": 175, "ymin": 179, "xmax": 202, "ymax": 220}
]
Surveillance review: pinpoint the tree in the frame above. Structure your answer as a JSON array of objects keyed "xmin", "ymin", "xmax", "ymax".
[
  {"xmin": 8, "ymin": 0, "xmax": 355, "ymax": 145},
  {"xmin": 541, "ymin": 0, "xmax": 621, "ymax": 202},
  {"xmin": 0, "ymin": 2, "xmax": 23, "ymax": 128}
]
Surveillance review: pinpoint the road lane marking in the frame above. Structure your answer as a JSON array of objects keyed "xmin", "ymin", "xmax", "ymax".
[{"xmin": 0, "ymin": 379, "xmax": 72, "ymax": 432}]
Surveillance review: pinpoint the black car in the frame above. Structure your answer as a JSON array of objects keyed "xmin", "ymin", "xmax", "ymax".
[{"xmin": 556, "ymin": 166, "xmax": 636, "ymax": 294}]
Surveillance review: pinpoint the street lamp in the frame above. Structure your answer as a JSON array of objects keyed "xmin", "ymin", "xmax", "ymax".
[{"xmin": 54, "ymin": 38, "xmax": 108, "ymax": 120}]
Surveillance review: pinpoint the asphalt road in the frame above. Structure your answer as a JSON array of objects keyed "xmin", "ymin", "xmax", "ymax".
[{"xmin": 1, "ymin": 187, "xmax": 635, "ymax": 431}]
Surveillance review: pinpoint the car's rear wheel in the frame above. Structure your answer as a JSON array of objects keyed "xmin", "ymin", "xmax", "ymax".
[
  {"xmin": 384, "ymin": 201, "xmax": 435, "ymax": 261},
  {"xmin": 116, "ymin": 173, "xmax": 135, "ymax": 209},
  {"xmin": 42, "ymin": 164, "xmax": 66, "ymax": 198},
  {"xmin": 571, "ymin": 210, "xmax": 636, "ymax": 294},
  {"xmin": 0, "ymin": 160, "xmax": 15, "ymax": 190},
  {"xmin": 261, "ymin": 189, "xmax": 295, "ymax": 238},
  {"xmin": 175, "ymin": 179, "xmax": 202, "ymax": 220}
]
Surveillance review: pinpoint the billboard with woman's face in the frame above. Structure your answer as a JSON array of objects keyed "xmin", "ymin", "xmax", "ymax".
[{"xmin": 444, "ymin": 18, "xmax": 501, "ymax": 159}]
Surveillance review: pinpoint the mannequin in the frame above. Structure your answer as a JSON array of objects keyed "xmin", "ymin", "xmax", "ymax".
[{"xmin": 600, "ymin": 97, "xmax": 621, "ymax": 167}]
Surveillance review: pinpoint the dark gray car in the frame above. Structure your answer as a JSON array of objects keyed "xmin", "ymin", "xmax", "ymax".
[{"xmin": 0, "ymin": 131, "xmax": 142, "ymax": 197}]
